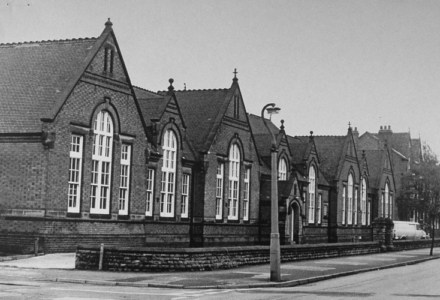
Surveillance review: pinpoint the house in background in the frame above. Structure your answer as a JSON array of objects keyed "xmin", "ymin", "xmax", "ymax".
[{"xmin": 358, "ymin": 126, "xmax": 422, "ymax": 221}]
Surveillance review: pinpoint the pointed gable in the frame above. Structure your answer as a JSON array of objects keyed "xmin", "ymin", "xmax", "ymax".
[
  {"xmin": 347, "ymin": 135, "xmax": 357, "ymax": 157},
  {"xmin": 0, "ymin": 19, "xmax": 148, "ymax": 135},
  {"xmin": 288, "ymin": 136, "xmax": 311, "ymax": 164},
  {"xmin": 313, "ymin": 136, "xmax": 347, "ymax": 183},
  {"xmin": 175, "ymin": 88, "xmax": 230, "ymax": 153}
]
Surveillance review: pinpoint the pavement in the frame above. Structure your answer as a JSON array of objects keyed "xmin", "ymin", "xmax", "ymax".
[{"xmin": 0, "ymin": 248, "xmax": 439, "ymax": 289}]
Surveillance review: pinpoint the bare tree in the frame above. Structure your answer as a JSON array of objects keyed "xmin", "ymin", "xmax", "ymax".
[{"xmin": 400, "ymin": 144, "xmax": 440, "ymax": 255}]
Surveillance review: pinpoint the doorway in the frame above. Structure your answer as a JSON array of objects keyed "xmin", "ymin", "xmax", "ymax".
[{"xmin": 290, "ymin": 201, "xmax": 301, "ymax": 244}]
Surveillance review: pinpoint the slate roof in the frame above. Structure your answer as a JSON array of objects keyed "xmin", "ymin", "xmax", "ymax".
[
  {"xmin": 0, "ymin": 38, "xmax": 98, "ymax": 132},
  {"xmin": 248, "ymin": 114, "xmax": 273, "ymax": 158},
  {"xmin": 362, "ymin": 150, "xmax": 383, "ymax": 189},
  {"xmin": 133, "ymin": 86, "xmax": 166, "ymax": 122},
  {"xmin": 133, "ymin": 86, "xmax": 162, "ymax": 100},
  {"xmin": 248, "ymin": 113, "xmax": 280, "ymax": 136},
  {"xmin": 313, "ymin": 136, "xmax": 347, "ymax": 183},
  {"xmin": 253, "ymin": 134, "xmax": 274, "ymax": 158},
  {"xmin": 175, "ymin": 88, "xmax": 231, "ymax": 153},
  {"xmin": 288, "ymin": 136, "xmax": 309, "ymax": 164}
]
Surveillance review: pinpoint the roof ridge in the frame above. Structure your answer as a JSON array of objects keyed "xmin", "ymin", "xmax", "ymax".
[
  {"xmin": 167, "ymin": 88, "xmax": 229, "ymax": 92},
  {"xmin": 298, "ymin": 135, "xmax": 345, "ymax": 138},
  {"xmin": 132, "ymin": 85, "xmax": 161, "ymax": 95},
  {"xmin": 0, "ymin": 37, "xmax": 97, "ymax": 48}
]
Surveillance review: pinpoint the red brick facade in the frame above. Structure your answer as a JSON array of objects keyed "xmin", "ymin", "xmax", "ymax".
[{"xmin": 0, "ymin": 21, "xmax": 404, "ymax": 254}]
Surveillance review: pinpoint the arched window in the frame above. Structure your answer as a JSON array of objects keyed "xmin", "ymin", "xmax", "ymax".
[
  {"xmin": 228, "ymin": 144, "xmax": 240, "ymax": 220},
  {"xmin": 160, "ymin": 130, "xmax": 177, "ymax": 217},
  {"xmin": 361, "ymin": 178, "xmax": 367, "ymax": 225},
  {"xmin": 347, "ymin": 174, "xmax": 353, "ymax": 224},
  {"xmin": 278, "ymin": 158, "xmax": 287, "ymax": 180},
  {"xmin": 90, "ymin": 111, "xmax": 113, "ymax": 214},
  {"xmin": 385, "ymin": 182, "xmax": 389, "ymax": 218},
  {"xmin": 308, "ymin": 166, "xmax": 316, "ymax": 223}
]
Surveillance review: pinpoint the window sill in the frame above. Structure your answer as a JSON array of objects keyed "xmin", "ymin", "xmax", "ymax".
[
  {"xmin": 117, "ymin": 214, "xmax": 130, "ymax": 220},
  {"xmin": 89, "ymin": 213, "xmax": 111, "ymax": 220},
  {"xmin": 66, "ymin": 212, "xmax": 81, "ymax": 218}
]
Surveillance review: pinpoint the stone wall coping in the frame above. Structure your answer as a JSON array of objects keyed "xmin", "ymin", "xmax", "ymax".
[{"xmin": 77, "ymin": 242, "xmax": 378, "ymax": 254}]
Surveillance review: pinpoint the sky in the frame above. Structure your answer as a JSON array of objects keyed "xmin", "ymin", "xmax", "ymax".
[{"xmin": 1, "ymin": 0, "xmax": 440, "ymax": 156}]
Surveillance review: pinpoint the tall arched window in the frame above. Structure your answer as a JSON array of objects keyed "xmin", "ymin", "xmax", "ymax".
[
  {"xmin": 228, "ymin": 144, "xmax": 240, "ymax": 220},
  {"xmin": 347, "ymin": 174, "xmax": 353, "ymax": 224},
  {"xmin": 308, "ymin": 166, "xmax": 316, "ymax": 223},
  {"xmin": 278, "ymin": 158, "xmax": 287, "ymax": 180},
  {"xmin": 385, "ymin": 182, "xmax": 389, "ymax": 218},
  {"xmin": 90, "ymin": 111, "xmax": 113, "ymax": 214},
  {"xmin": 361, "ymin": 178, "xmax": 367, "ymax": 225},
  {"xmin": 160, "ymin": 130, "xmax": 177, "ymax": 217}
]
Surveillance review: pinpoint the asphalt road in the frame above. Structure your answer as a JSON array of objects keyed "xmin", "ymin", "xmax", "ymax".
[{"xmin": 0, "ymin": 256, "xmax": 439, "ymax": 299}]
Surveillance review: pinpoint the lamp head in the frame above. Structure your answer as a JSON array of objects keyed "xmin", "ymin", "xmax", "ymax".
[{"xmin": 266, "ymin": 106, "xmax": 281, "ymax": 116}]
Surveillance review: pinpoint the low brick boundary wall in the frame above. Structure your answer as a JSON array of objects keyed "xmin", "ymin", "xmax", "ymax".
[
  {"xmin": 393, "ymin": 238, "xmax": 440, "ymax": 251},
  {"xmin": 76, "ymin": 242, "xmax": 381, "ymax": 272}
]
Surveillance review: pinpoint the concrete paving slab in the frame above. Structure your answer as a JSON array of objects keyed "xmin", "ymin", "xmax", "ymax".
[
  {"xmin": 281, "ymin": 265, "xmax": 335, "ymax": 271},
  {"xmin": 347, "ymin": 256, "xmax": 397, "ymax": 261},
  {"xmin": 0, "ymin": 247, "xmax": 439, "ymax": 290},
  {"xmin": 315, "ymin": 260, "xmax": 369, "ymax": 266},
  {"xmin": 0, "ymin": 253, "xmax": 75, "ymax": 269}
]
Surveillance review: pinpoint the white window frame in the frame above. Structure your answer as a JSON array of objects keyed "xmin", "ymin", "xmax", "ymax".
[
  {"xmin": 181, "ymin": 174, "xmax": 189, "ymax": 218},
  {"xmin": 90, "ymin": 111, "xmax": 113, "ymax": 214},
  {"xmin": 367, "ymin": 199, "xmax": 371, "ymax": 225},
  {"xmin": 215, "ymin": 163, "xmax": 224, "ymax": 219},
  {"xmin": 317, "ymin": 194, "xmax": 322, "ymax": 224},
  {"xmin": 278, "ymin": 158, "xmax": 287, "ymax": 180},
  {"xmin": 354, "ymin": 187, "xmax": 358, "ymax": 225},
  {"xmin": 68, "ymin": 135, "xmax": 83, "ymax": 213},
  {"xmin": 385, "ymin": 183, "xmax": 389, "ymax": 218},
  {"xmin": 347, "ymin": 174, "xmax": 353, "ymax": 225},
  {"xmin": 146, "ymin": 169, "xmax": 154, "ymax": 216},
  {"xmin": 228, "ymin": 144, "xmax": 240, "ymax": 220},
  {"xmin": 308, "ymin": 166, "xmax": 316, "ymax": 223},
  {"xmin": 390, "ymin": 194, "xmax": 393, "ymax": 220},
  {"xmin": 361, "ymin": 178, "xmax": 367, "ymax": 225},
  {"xmin": 243, "ymin": 168, "xmax": 250, "ymax": 221},
  {"xmin": 381, "ymin": 194, "xmax": 384, "ymax": 217},
  {"xmin": 342, "ymin": 186, "xmax": 346, "ymax": 225},
  {"xmin": 118, "ymin": 144, "xmax": 131, "ymax": 215},
  {"xmin": 160, "ymin": 130, "xmax": 177, "ymax": 217}
]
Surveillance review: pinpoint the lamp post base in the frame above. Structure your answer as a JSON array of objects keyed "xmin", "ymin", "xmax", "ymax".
[{"xmin": 270, "ymin": 233, "xmax": 281, "ymax": 282}]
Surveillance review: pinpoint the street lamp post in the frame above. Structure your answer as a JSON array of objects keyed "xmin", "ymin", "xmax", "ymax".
[{"xmin": 261, "ymin": 103, "xmax": 281, "ymax": 282}]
